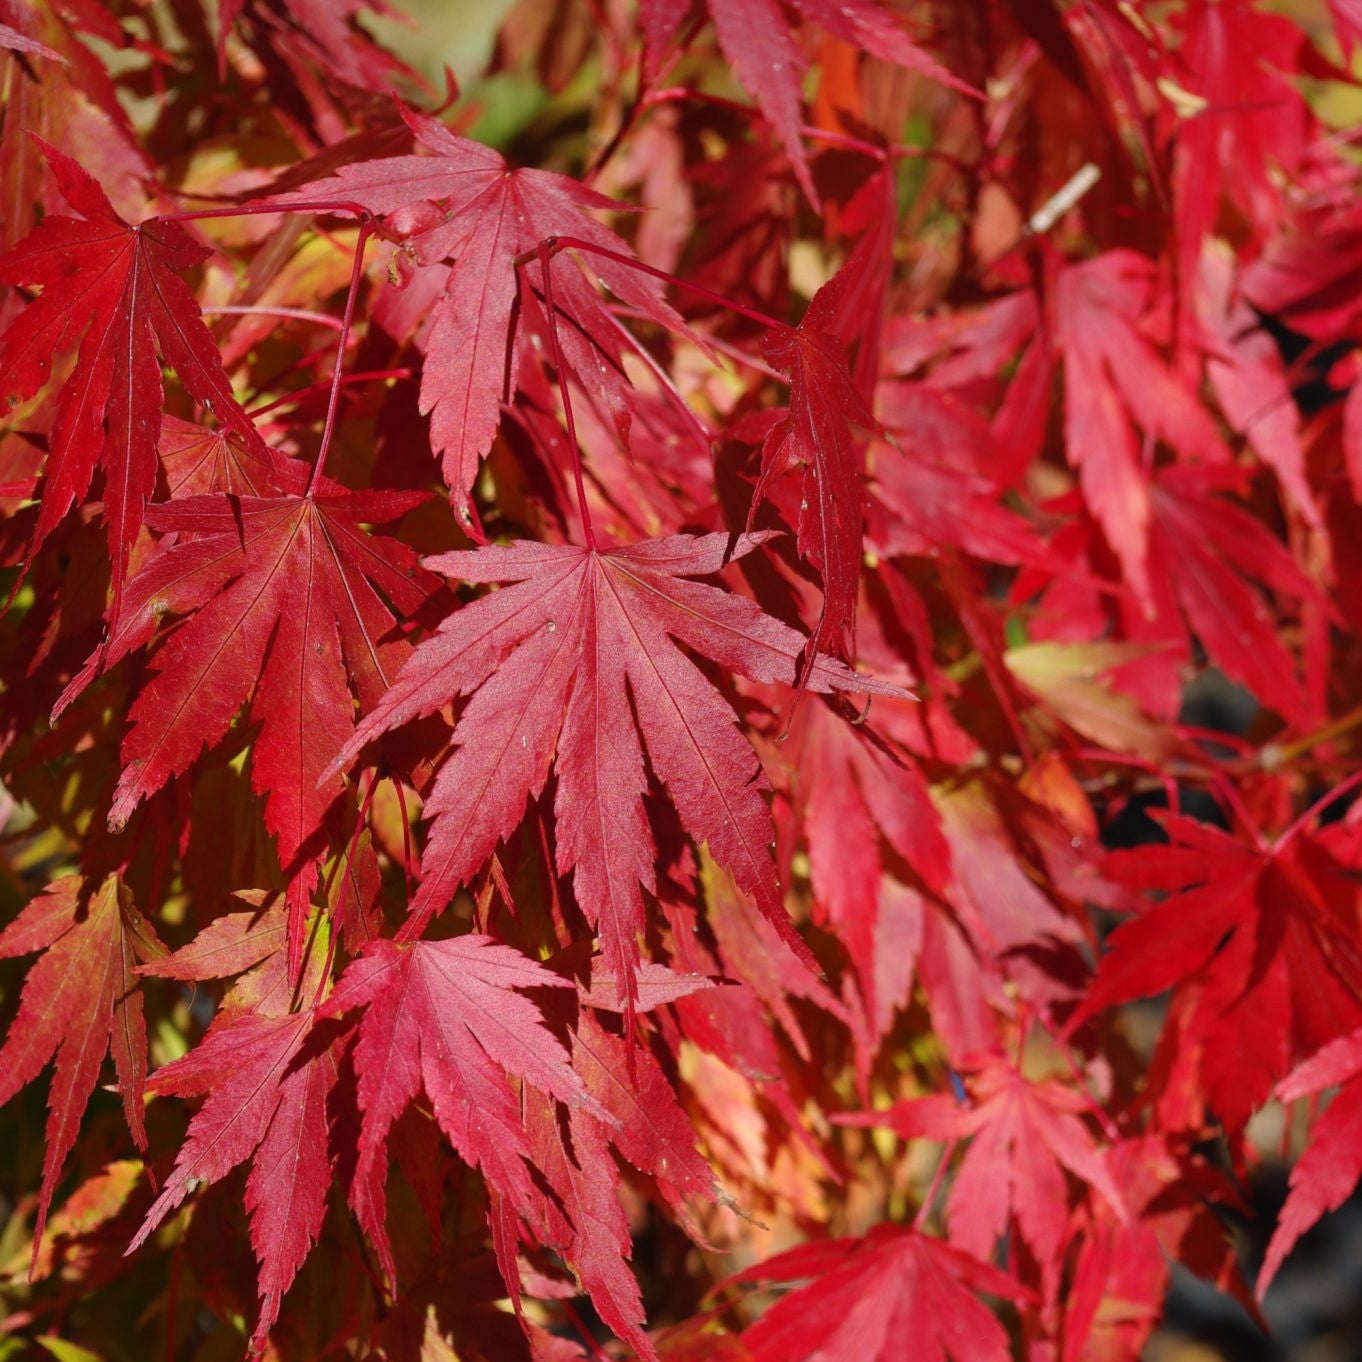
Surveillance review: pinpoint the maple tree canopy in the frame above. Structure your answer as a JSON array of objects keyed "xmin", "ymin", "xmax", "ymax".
[{"xmin": 4, "ymin": 1, "xmax": 1362, "ymax": 1360}]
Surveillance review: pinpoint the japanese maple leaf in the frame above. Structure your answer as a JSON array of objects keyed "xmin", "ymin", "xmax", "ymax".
[
  {"xmin": 0, "ymin": 874, "xmax": 165, "ymax": 1258},
  {"xmin": 267, "ymin": 110, "xmax": 683, "ymax": 507},
  {"xmin": 333, "ymin": 531, "xmax": 907, "ymax": 1002},
  {"xmin": 640, "ymin": 0, "xmax": 971, "ymax": 204},
  {"xmin": 754, "ymin": 255, "xmax": 879, "ymax": 665},
  {"xmin": 569, "ymin": 1010, "xmax": 717, "ymax": 1208},
  {"xmin": 0, "ymin": 5, "xmax": 150, "ymax": 254},
  {"xmin": 868, "ymin": 374, "xmax": 1096, "ymax": 580},
  {"xmin": 522, "ymin": 1094, "xmax": 656, "ymax": 1362},
  {"xmin": 56, "ymin": 485, "xmax": 434, "ymax": 964},
  {"xmin": 1147, "ymin": 467, "xmax": 1319, "ymax": 726},
  {"xmin": 158, "ymin": 414, "xmax": 297, "ymax": 499},
  {"xmin": 1197, "ymin": 244, "xmax": 1320, "ymax": 528},
  {"xmin": 320, "ymin": 934, "xmax": 597, "ymax": 1282},
  {"xmin": 0, "ymin": 137, "xmax": 268, "ymax": 604},
  {"xmin": 845, "ymin": 1055, "xmax": 1127, "ymax": 1297},
  {"xmin": 1258, "ymin": 1027, "xmax": 1362, "ymax": 1295},
  {"xmin": 1064, "ymin": 1136, "xmax": 1243, "ymax": 1362},
  {"xmin": 1171, "ymin": 0, "xmax": 1310, "ymax": 338},
  {"xmin": 665, "ymin": 853, "xmax": 845, "ymax": 1086},
  {"xmin": 1052, "ymin": 250, "xmax": 1228, "ymax": 607},
  {"xmin": 514, "ymin": 1018, "xmax": 717, "ymax": 1357},
  {"xmin": 136, "ymin": 891, "xmax": 329, "ymax": 1022},
  {"xmin": 733, "ymin": 1224, "xmax": 1028, "ymax": 1362},
  {"xmin": 1024, "ymin": 465, "xmax": 1321, "ymax": 727},
  {"xmin": 1075, "ymin": 813, "xmax": 1362, "ymax": 1133},
  {"xmin": 784, "ymin": 698, "xmax": 954, "ymax": 1057},
  {"xmin": 127, "ymin": 1008, "xmax": 339, "ymax": 1355}
]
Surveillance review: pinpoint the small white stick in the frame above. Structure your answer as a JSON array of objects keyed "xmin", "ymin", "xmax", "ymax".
[{"xmin": 1025, "ymin": 162, "xmax": 1102, "ymax": 237}]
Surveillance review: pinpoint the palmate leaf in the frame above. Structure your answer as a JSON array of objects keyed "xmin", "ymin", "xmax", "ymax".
[
  {"xmin": 266, "ymin": 109, "xmax": 684, "ymax": 508},
  {"xmin": 7, "ymin": 2, "xmax": 1362, "ymax": 1357},
  {"xmin": 844, "ymin": 1056, "xmax": 1128, "ymax": 1299},
  {"xmin": 734, "ymin": 1224, "xmax": 1028, "ymax": 1362},
  {"xmin": 333, "ymin": 531, "xmax": 909, "ymax": 1004},
  {"xmin": 1260, "ymin": 1027, "xmax": 1362, "ymax": 1295},
  {"xmin": 1064, "ymin": 1136, "xmax": 1244, "ymax": 1361},
  {"xmin": 1052, "ymin": 250, "xmax": 1229, "ymax": 607},
  {"xmin": 131, "ymin": 923, "xmax": 599, "ymax": 1350},
  {"xmin": 126, "ymin": 1008, "xmax": 339, "ymax": 1356},
  {"xmin": 1077, "ymin": 814, "xmax": 1362, "ymax": 1132},
  {"xmin": 754, "ymin": 254, "xmax": 879, "ymax": 666},
  {"xmin": 0, "ymin": 136, "xmax": 269, "ymax": 605},
  {"xmin": 320, "ymin": 935, "xmax": 595, "ymax": 1284},
  {"xmin": 0, "ymin": 875, "xmax": 164, "ymax": 1259},
  {"xmin": 217, "ymin": 0, "xmax": 412, "ymax": 94},
  {"xmin": 57, "ymin": 485, "xmax": 436, "ymax": 967}
]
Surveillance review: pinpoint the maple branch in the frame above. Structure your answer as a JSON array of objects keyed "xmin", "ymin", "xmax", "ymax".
[
  {"xmin": 559, "ymin": 1298, "xmax": 616, "ymax": 1362},
  {"xmin": 583, "ymin": 16, "xmax": 701, "ymax": 182},
  {"xmin": 1260, "ymin": 701, "xmax": 1362, "ymax": 771},
  {"xmin": 536, "ymin": 806, "xmax": 573, "ymax": 950},
  {"xmin": 395, "ymin": 889, "xmax": 437, "ymax": 945},
  {"xmin": 537, "ymin": 241, "xmax": 599, "ymax": 551},
  {"xmin": 200, "ymin": 304, "xmax": 344, "ymax": 330},
  {"xmin": 247, "ymin": 369, "xmax": 412, "ymax": 419},
  {"xmin": 1274, "ymin": 767, "xmax": 1362, "ymax": 852},
  {"xmin": 600, "ymin": 307, "xmax": 717, "ymax": 445},
  {"xmin": 156, "ymin": 199, "xmax": 376, "ymax": 225},
  {"xmin": 912, "ymin": 1135, "xmax": 959, "ymax": 1232},
  {"xmin": 307, "ymin": 220, "xmax": 374, "ymax": 498},
  {"xmin": 610, "ymin": 304, "xmax": 783, "ymax": 380}
]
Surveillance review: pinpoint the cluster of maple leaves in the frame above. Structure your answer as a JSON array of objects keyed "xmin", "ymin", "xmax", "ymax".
[{"xmin": 5, "ymin": 0, "xmax": 1362, "ymax": 1358}]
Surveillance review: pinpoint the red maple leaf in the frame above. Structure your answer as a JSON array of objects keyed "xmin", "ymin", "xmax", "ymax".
[
  {"xmin": 1051, "ymin": 249, "xmax": 1229, "ymax": 607},
  {"xmin": 334, "ymin": 532, "xmax": 907, "ymax": 1002},
  {"xmin": 1259, "ymin": 1026, "xmax": 1362, "ymax": 1294},
  {"xmin": 57, "ymin": 484, "xmax": 434, "ymax": 962},
  {"xmin": 1197, "ymin": 244, "xmax": 1320, "ymax": 528},
  {"xmin": 320, "ymin": 934, "xmax": 596, "ymax": 1282},
  {"xmin": 127, "ymin": 1008, "xmax": 339, "ymax": 1355},
  {"xmin": 1077, "ymin": 813, "xmax": 1362, "ymax": 1132},
  {"xmin": 1147, "ymin": 467, "xmax": 1320, "ymax": 726},
  {"xmin": 1023, "ymin": 465, "xmax": 1323, "ymax": 727},
  {"xmin": 733, "ymin": 1223, "xmax": 1028, "ymax": 1362},
  {"xmin": 0, "ymin": 136, "xmax": 269, "ymax": 604},
  {"xmin": 217, "ymin": 0, "xmax": 411, "ymax": 93},
  {"xmin": 781, "ymin": 699, "xmax": 957, "ymax": 1059},
  {"xmin": 136, "ymin": 890, "xmax": 313, "ymax": 1020},
  {"xmin": 844, "ymin": 1054, "xmax": 1127, "ymax": 1296},
  {"xmin": 268, "ymin": 110, "xmax": 683, "ymax": 509},
  {"xmin": 158, "ymin": 414, "xmax": 298, "ymax": 499},
  {"xmin": 1064, "ymin": 1136, "xmax": 1243, "ymax": 1361},
  {"xmin": 754, "ymin": 255, "xmax": 879, "ymax": 665},
  {"xmin": 0, "ymin": 874, "xmax": 164, "ymax": 1259},
  {"xmin": 1171, "ymin": 0, "xmax": 1311, "ymax": 336},
  {"xmin": 522, "ymin": 1094, "xmax": 658, "ymax": 1362}
]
